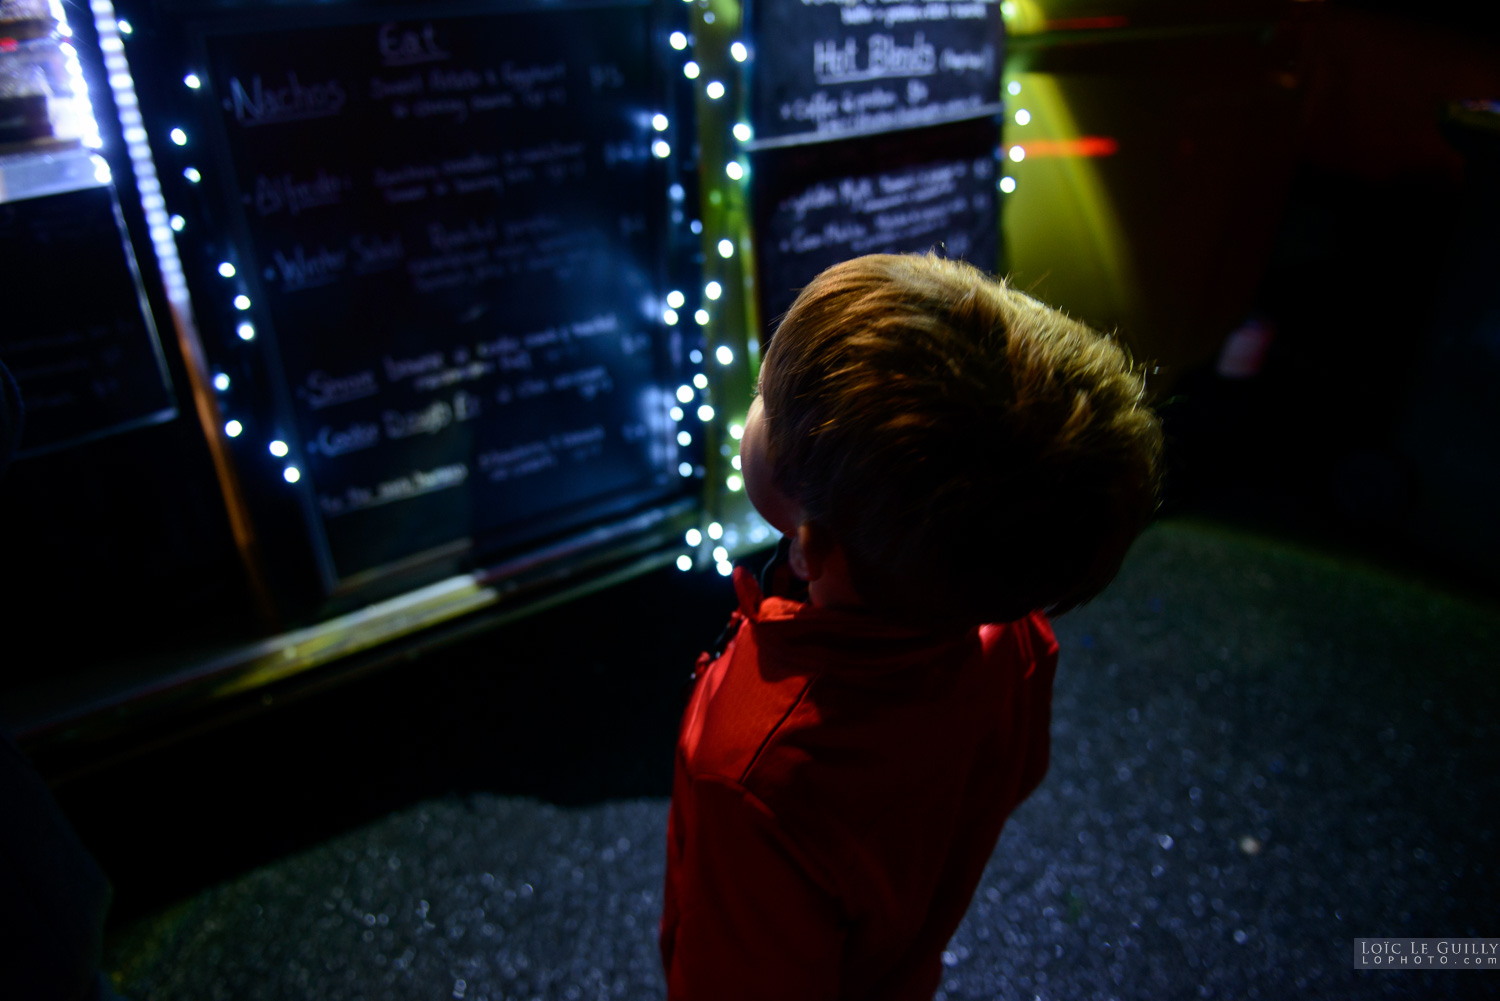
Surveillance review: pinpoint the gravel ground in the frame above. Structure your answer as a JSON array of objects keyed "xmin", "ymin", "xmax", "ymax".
[{"xmin": 104, "ymin": 520, "xmax": 1500, "ymax": 1000}]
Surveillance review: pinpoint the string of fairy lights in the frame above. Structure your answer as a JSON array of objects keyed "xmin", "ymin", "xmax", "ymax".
[
  {"xmin": 88, "ymin": 0, "xmax": 297, "ymax": 489},
  {"xmin": 664, "ymin": 2, "xmax": 758, "ymax": 579}
]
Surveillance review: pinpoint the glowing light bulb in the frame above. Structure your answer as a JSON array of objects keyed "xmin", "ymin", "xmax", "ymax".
[
  {"xmin": 653, "ymin": 140, "xmax": 671, "ymax": 158},
  {"xmin": 169, "ymin": 214, "xmax": 185, "ymax": 231},
  {"xmin": 183, "ymin": 167, "xmax": 201, "ymax": 182},
  {"xmin": 269, "ymin": 439, "xmax": 289, "ymax": 457},
  {"xmin": 729, "ymin": 423, "xmax": 744, "ymax": 440},
  {"xmin": 677, "ymin": 554, "xmax": 693, "ymax": 571},
  {"xmin": 236, "ymin": 322, "xmax": 255, "ymax": 341},
  {"xmin": 652, "ymin": 113, "xmax": 669, "ymax": 131},
  {"xmin": 730, "ymin": 41, "xmax": 748, "ymax": 62},
  {"xmin": 726, "ymin": 475, "xmax": 742, "ymax": 491},
  {"xmin": 233, "ymin": 294, "xmax": 251, "ymax": 310},
  {"xmin": 713, "ymin": 546, "xmax": 728, "ymax": 562},
  {"xmin": 679, "ymin": 461, "xmax": 693, "ymax": 477},
  {"xmin": 218, "ymin": 261, "xmax": 235, "ymax": 278},
  {"xmin": 706, "ymin": 81, "xmax": 725, "ymax": 100},
  {"xmin": 212, "ymin": 373, "xmax": 230, "ymax": 391},
  {"xmin": 184, "ymin": 74, "xmax": 201, "ymax": 89},
  {"xmin": 678, "ymin": 430, "xmax": 692, "ymax": 446},
  {"xmin": 1000, "ymin": 176, "xmax": 1017, "ymax": 193},
  {"xmin": 283, "ymin": 466, "xmax": 300, "ymax": 483},
  {"xmin": 718, "ymin": 239, "xmax": 734, "ymax": 258},
  {"xmin": 670, "ymin": 406, "xmax": 684, "ymax": 422},
  {"xmin": 689, "ymin": 349, "xmax": 703, "ymax": 364},
  {"xmin": 733, "ymin": 122, "xmax": 752, "ymax": 142},
  {"xmin": 717, "ymin": 561, "xmax": 733, "ymax": 577},
  {"xmin": 732, "ymin": 454, "xmax": 741, "ymax": 470},
  {"xmin": 716, "ymin": 345, "xmax": 734, "ymax": 365},
  {"xmin": 667, "ymin": 290, "xmax": 686, "ymax": 308},
  {"xmin": 695, "ymin": 309, "xmax": 710, "ymax": 325},
  {"xmin": 705, "ymin": 281, "xmax": 722, "ymax": 300},
  {"xmin": 677, "ymin": 385, "xmax": 694, "ymax": 403},
  {"xmin": 1009, "ymin": 146, "xmax": 1026, "ymax": 162},
  {"xmin": 725, "ymin": 161, "xmax": 743, "ymax": 180},
  {"xmin": 693, "ymin": 373, "xmax": 708, "ymax": 389},
  {"xmin": 663, "ymin": 308, "xmax": 679, "ymax": 325},
  {"xmin": 708, "ymin": 522, "xmax": 723, "ymax": 540},
  {"xmin": 1014, "ymin": 109, "xmax": 1031, "ymax": 126},
  {"xmin": 684, "ymin": 61, "xmax": 700, "ymax": 80},
  {"xmin": 1008, "ymin": 80, "xmax": 1021, "ymax": 96},
  {"xmin": 117, "ymin": 19, "xmax": 133, "ymax": 34},
  {"xmin": 224, "ymin": 419, "xmax": 243, "ymax": 437},
  {"xmin": 698, "ymin": 404, "xmax": 715, "ymax": 421},
  {"xmin": 686, "ymin": 528, "xmax": 702, "ymax": 546},
  {"xmin": 169, "ymin": 128, "xmax": 187, "ymax": 145},
  {"xmin": 669, "ymin": 30, "xmax": 687, "ymax": 49}
]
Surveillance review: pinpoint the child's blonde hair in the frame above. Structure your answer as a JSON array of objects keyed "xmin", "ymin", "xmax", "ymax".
[{"xmin": 760, "ymin": 253, "xmax": 1163, "ymax": 626}]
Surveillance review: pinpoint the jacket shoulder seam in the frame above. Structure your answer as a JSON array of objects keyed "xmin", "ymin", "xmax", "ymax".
[{"xmin": 737, "ymin": 676, "xmax": 816, "ymax": 787}]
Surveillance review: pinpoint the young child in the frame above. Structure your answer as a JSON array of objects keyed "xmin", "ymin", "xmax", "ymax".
[{"xmin": 659, "ymin": 253, "xmax": 1163, "ymax": 999}]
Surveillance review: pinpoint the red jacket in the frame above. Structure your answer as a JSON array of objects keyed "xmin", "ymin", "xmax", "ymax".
[{"xmin": 660, "ymin": 565, "xmax": 1058, "ymax": 1000}]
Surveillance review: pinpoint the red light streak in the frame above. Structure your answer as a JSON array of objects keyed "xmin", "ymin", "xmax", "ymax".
[{"xmin": 1006, "ymin": 137, "xmax": 1120, "ymax": 158}]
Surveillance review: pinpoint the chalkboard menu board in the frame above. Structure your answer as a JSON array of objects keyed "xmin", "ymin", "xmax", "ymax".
[
  {"xmin": 195, "ymin": 5, "xmax": 681, "ymax": 586},
  {"xmin": 753, "ymin": 119, "xmax": 1000, "ymax": 326},
  {"xmin": 749, "ymin": 0, "xmax": 1003, "ymax": 145},
  {"xmin": 0, "ymin": 182, "xmax": 176, "ymax": 456}
]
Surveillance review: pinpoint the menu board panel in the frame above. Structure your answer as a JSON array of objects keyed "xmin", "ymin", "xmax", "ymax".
[
  {"xmin": 753, "ymin": 121, "xmax": 1000, "ymax": 326},
  {"xmin": 0, "ymin": 184, "xmax": 176, "ymax": 456},
  {"xmin": 749, "ymin": 0, "xmax": 1003, "ymax": 144},
  {"xmin": 198, "ymin": 5, "xmax": 680, "ymax": 584}
]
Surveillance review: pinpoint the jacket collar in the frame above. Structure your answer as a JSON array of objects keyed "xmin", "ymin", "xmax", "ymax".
[{"xmin": 733, "ymin": 560, "xmax": 980, "ymax": 679}]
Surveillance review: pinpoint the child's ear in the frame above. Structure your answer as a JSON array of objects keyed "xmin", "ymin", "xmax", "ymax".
[{"xmin": 788, "ymin": 522, "xmax": 825, "ymax": 582}]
